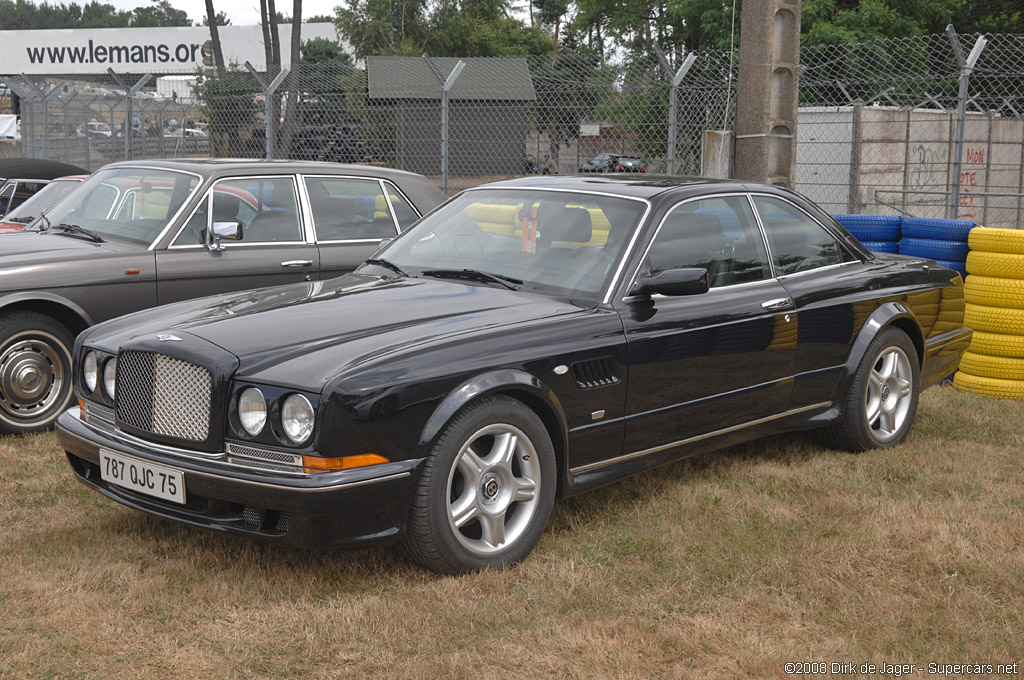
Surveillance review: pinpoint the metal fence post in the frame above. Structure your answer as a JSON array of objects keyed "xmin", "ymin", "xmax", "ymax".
[
  {"xmin": 424, "ymin": 55, "xmax": 466, "ymax": 195},
  {"xmin": 946, "ymin": 26, "xmax": 988, "ymax": 220},
  {"xmin": 246, "ymin": 62, "xmax": 289, "ymax": 159},
  {"xmin": 17, "ymin": 75, "xmax": 64, "ymax": 159},
  {"xmin": 107, "ymin": 70, "xmax": 154, "ymax": 160},
  {"xmin": 653, "ymin": 45, "xmax": 697, "ymax": 175},
  {"xmin": 8, "ymin": 81, "xmax": 37, "ymax": 158}
]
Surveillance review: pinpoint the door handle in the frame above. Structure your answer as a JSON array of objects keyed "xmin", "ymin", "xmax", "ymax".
[
  {"xmin": 281, "ymin": 260, "xmax": 314, "ymax": 268},
  {"xmin": 761, "ymin": 297, "xmax": 793, "ymax": 311}
]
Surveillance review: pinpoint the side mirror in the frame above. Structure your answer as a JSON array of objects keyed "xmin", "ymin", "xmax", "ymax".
[
  {"xmin": 630, "ymin": 267, "xmax": 709, "ymax": 297},
  {"xmin": 209, "ymin": 220, "xmax": 243, "ymax": 251}
]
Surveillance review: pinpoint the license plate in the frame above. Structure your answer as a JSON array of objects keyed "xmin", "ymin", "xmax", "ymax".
[{"xmin": 99, "ymin": 449, "xmax": 186, "ymax": 504}]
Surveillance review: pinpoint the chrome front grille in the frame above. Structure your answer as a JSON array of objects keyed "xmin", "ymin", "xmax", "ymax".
[{"xmin": 116, "ymin": 351, "xmax": 212, "ymax": 441}]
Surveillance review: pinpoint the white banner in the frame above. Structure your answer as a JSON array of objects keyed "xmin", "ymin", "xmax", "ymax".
[
  {"xmin": 0, "ymin": 115, "xmax": 17, "ymax": 138},
  {"xmin": 0, "ymin": 24, "xmax": 340, "ymax": 75}
]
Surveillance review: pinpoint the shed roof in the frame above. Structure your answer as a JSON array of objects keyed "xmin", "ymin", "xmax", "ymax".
[{"xmin": 366, "ymin": 56, "xmax": 536, "ymax": 101}]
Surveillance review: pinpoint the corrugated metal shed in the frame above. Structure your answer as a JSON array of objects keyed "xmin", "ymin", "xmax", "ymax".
[{"xmin": 366, "ymin": 57, "xmax": 536, "ymax": 101}]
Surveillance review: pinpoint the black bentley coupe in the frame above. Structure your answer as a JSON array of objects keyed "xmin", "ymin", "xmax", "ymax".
[{"xmin": 57, "ymin": 175, "xmax": 971, "ymax": 573}]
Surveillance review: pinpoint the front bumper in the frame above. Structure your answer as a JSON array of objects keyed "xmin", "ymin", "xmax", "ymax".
[{"xmin": 56, "ymin": 408, "xmax": 422, "ymax": 548}]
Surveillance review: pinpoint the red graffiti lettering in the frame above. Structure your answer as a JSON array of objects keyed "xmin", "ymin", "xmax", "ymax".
[{"xmin": 965, "ymin": 147, "xmax": 985, "ymax": 164}]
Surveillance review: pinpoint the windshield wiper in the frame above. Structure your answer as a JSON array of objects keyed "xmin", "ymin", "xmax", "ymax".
[
  {"xmin": 363, "ymin": 258, "xmax": 410, "ymax": 278},
  {"xmin": 51, "ymin": 223, "xmax": 104, "ymax": 243},
  {"xmin": 421, "ymin": 268, "xmax": 522, "ymax": 290}
]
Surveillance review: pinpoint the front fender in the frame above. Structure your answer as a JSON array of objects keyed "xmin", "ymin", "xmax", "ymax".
[
  {"xmin": 0, "ymin": 291, "xmax": 94, "ymax": 327},
  {"xmin": 832, "ymin": 301, "xmax": 923, "ymax": 406},
  {"xmin": 415, "ymin": 368, "xmax": 570, "ymax": 470}
]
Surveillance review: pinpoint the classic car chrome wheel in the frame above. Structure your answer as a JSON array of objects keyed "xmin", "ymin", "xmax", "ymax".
[
  {"xmin": 404, "ymin": 396, "xmax": 556, "ymax": 573},
  {"xmin": 0, "ymin": 312, "xmax": 74, "ymax": 435},
  {"xmin": 820, "ymin": 327, "xmax": 920, "ymax": 452},
  {"xmin": 864, "ymin": 345, "xmax": 914, "ymax": 442},
  {"xmin": 446, "ymin": 423, "xmax": 542, "ymax": 557}
]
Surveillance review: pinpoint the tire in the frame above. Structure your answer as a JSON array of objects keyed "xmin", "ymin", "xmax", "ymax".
[
  {"xmin": 901, "ymin": 217, "xmax": 976, "ymax": 241},
  {"xmin": 966, "ymin": 251, "xmax": 1024, "ymax": 279},
  {"xmin": 968, "ymin": 226, "xmax": 1024, "ymax": 255},
  {"xmin": 832, "ymin": 214, "xmax": 901, "ymax": 242},
  {"xmin": 963, "ymin": 303, "xmax": 1024, "ymax": 335},
  {"xmin": 959, "ymin": 351, "xmax": 1024, "ymax": 381},
  {"xmin": 860, "ymin": 240, "xmax": 900, "ymax": 254},
  {"xmin": 964, "ymin": 275, "xmax": 1024, "ymax": 309},
  {"xmin": 402, "ymin": 395, "xmax": 556, "ymax": 574},
  {"xmin": 898, "ymin": 237, "xmax": 970, "ymax": 262},
  {"xmin": 954, "ymin": 371, "xmax": 1024, "ymax": 400},
  {"xmin": 967, "ymin": 330, "xmax": 1024, "ymax": 358},
  {"xmin": 0, "ymin": 312, "xmax": 75, "ymax": 435},
  {"xmin": 818, "ymin": 327, "xmax": 920, "ymax": 452}
]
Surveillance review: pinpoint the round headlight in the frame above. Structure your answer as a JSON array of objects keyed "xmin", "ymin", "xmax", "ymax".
[
  {"xmin": 83, "ymin": 351, "xmax": 99, "ymax": 393},
  {"xmin": 103, "ymin": 357, "xmax": 117, "ymax": 400},
  {"xmin": 281, "ymin": 394, "xmax": 315, "ymax": 444},
  {"xmin": 237, "ymin": 388, "xmax": 267, "ymax": 436}
]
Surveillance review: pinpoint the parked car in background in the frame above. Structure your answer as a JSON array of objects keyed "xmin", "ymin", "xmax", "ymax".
[
  {"xmin": 0, "ymin": 159, "xmax": 445, "ymax": 435},
  {"xmin": 579, "ymin": 154, "xmax": 646, "ymax": 173},
  {"xmin": 0, "ymin": 158, "xmax": 88, "ymax": 217},
  {"xmin": 0, "ymin": 174, "xmax": 87, "ymax": 234},
  {"xmin": 57, "ymin": 175, "xmax": 970, "ymax": 573}
]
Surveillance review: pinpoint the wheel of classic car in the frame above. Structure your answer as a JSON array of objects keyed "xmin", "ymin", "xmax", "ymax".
[
  {"xmin": 55, "ymin": 175, "xmax": 972, "ymax": 573},
  {"xmin": 0, "ymin": 311, "xmax": 74, "ymax": 434},
  {"xmin": 403, "ymin": 396, "xmax": 556, "ymax": 573},
  {"xmin": 820, "ymin": 327, "xmax": 920, "ymax": 452}
]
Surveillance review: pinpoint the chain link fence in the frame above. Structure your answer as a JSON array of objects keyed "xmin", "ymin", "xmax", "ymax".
[
  {"xmin": 8, "ymin": 29, "xmax": 1024, "ymax": 226},
  {"xmin": 797, "ymin": 30, "xmax": 1024, "ymax": 227}
]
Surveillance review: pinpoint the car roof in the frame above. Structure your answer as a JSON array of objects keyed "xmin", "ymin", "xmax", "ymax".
[
  {"xmin": 100, "ymin": 158, "xmax": 432, "ymax": 184},
  {"xmin": 467, "ymin": 174, "xmax": 752, "ymax": 200}
]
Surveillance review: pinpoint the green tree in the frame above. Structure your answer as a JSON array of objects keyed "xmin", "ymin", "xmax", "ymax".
[
  {"xmin": 201, "ymin": 10, "xmax": 230, "ymax": 26},
  {"xmin": 193, "ymin": 67, "xmax": 261, "ymax": 156},
  {"xmin": 335, "ymin": 0, "xmax": 429, "ymax": 59},
  {"xmin": 129, "ymin": 0, "xmax": 191, "ymax": 26},
  {"xmin": 336, "ymin": 0, "xmax": 551, "ymax": 58}
]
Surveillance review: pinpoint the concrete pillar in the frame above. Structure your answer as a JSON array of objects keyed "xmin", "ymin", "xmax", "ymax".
[{"xmin": 734, "ymin": 0, "xmax": 801, "ymax": 187}]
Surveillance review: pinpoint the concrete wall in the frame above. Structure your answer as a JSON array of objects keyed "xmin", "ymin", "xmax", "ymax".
[{"xmin": 795, "ymin": 105, "xmax": 1024, "ymax": 227}]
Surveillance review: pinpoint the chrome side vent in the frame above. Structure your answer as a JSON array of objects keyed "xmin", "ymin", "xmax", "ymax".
[{"xmin": 571, "ymin": 358, "xmax": 620, "ymax": 389}]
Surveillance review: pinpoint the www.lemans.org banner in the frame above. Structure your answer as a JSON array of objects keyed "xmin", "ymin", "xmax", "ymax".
[{"xmin": 0, "ymin": 24, "xmax": 339, "ymax": 75}]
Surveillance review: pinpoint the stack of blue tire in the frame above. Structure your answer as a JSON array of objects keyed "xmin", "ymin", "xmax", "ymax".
[
  {"xmin": 897, "ymin": 217, "xmax": 973, "ymax": 277},
  {"xmin": 832, "ymin": 214, "xmax": 901, "ymax": 253}
]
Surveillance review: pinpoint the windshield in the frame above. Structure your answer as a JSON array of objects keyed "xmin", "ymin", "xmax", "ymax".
[
  {"xmin": 3, "ymin": 179, "xmax": 80, "ymax": 223},
  {"xmin": 376, "ymin": 188, "xmax": 648, "ymax": 299},
  {"xmin": 40, "ymin": 167, "xmax": 200, "ymax": 245}
]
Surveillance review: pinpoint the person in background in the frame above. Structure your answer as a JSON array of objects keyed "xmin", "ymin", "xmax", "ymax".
[
  {"xmin": 542, "ymin": 154, "xmax": 559, "ymax": 175},
  {"xmin": 524, "ymin": 154, "xmax": 540, "ymax": 174}
]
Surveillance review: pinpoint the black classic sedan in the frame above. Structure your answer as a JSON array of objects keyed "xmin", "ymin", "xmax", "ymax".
[
  {"xmin": 0, "ymin": 159, "xmax": 444, "ymax": 435},
  {"xmin": 57, "ymin": 176, "xmax": 971, "ymax": 573}
]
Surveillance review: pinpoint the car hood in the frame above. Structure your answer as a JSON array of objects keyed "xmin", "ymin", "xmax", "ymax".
[
  {"xmin": 0, "ymin": 231, "xmax": 141, "ymax": 264},
  {"xmin": 85, "ymin": 273, "xmax": 587, "ymax": 388}
]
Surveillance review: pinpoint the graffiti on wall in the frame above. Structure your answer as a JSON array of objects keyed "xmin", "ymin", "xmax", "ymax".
[{"xmin": 957, "ymin": 146, "xmax": 985, "ymax": 220}]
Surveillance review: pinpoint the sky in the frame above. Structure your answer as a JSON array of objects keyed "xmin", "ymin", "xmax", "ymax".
[{"xmin": 104, "ymin": 0, "xmax": 344, "ymax": 28}]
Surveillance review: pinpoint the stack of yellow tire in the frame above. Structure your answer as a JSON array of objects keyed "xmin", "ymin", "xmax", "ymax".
[{"xmin": 954, "ymin": 226, "xmax": 1024, "ymax": 400}]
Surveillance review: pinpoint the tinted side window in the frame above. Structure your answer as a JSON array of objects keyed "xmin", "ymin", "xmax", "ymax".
[
  {"xmin": 305, "ymin": 176, "xmax": 398, "ymax": 240},
  {"xmin": 647, "ymin": 196, "xmax": 771, "ymax": 287},
  {"xmin": 382, "ymin": 181, "xmax": 421, "ymax": 229},
  {"xmin": 753, "ymin": 195, "xmax": 855, "ymax": 276}
]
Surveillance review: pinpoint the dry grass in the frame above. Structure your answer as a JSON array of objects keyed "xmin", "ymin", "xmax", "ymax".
[{"xmin": 1, "ymin": 385, "xmax": 1022, "ymax": 679}]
